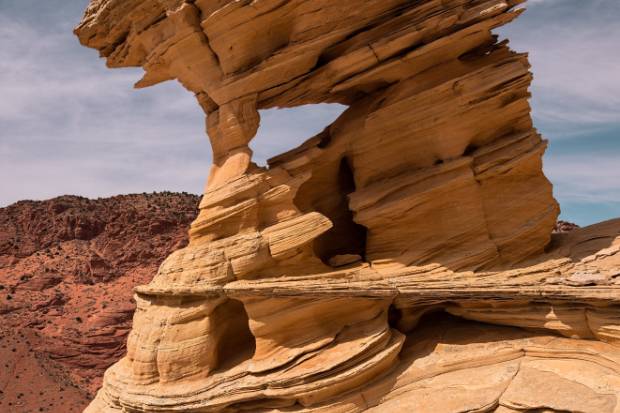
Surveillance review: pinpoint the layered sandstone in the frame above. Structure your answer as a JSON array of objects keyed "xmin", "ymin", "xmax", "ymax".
[{"xmin": 75, "ymin": 1, "xmax": 620, "ymax": 412}]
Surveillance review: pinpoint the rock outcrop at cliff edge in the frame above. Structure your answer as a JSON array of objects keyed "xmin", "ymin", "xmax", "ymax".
[{"xmin": 75, "ymin": 1, "xmax": 620, "ymax": 412}]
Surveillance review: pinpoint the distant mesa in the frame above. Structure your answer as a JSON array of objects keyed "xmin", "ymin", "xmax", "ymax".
[{"xmin": 554, "ymin": 220, "xmax": 580, "ymax": 233}]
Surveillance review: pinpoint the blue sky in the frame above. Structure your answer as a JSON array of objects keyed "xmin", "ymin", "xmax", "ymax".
[{"xmin": 0, "ymin": 0, "xmax": 618, "ymax": 226}]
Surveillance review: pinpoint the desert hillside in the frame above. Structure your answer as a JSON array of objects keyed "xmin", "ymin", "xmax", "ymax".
[{"xmin": 0, "ymin": 193, "xmax": 199, "ymax": 412}]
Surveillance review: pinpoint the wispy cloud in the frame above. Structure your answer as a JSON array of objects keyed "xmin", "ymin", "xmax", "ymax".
[
  {"xmin": 0, "ymin": 4, "xmax": 211, "ymax": 206},
  {"xmin": 251, "ymin": 105, "xmax": 346, "ymax": 165},
  {"xmin": 544, "ymin": 153, "xmax": 620, "ymax": 225},
  {"xmin": 500, "ymin": 0, "xmax": 620, "ymax": 134},
  {"xmin": 545, "ymin": 155, "xmax": 620, "ymax": 204}
]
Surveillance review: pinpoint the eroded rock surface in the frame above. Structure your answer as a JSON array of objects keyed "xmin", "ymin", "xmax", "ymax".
[{"xmin": 74, "ymin": 1, "xmax": 620, "ymax": 412}]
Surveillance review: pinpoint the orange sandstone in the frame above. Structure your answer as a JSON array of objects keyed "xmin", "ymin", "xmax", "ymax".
[{"xmin": 74, "ymin": 1, "xmax": 620, "ymax": 412}]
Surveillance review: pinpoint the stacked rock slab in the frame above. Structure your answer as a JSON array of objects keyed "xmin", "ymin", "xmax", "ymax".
[{"xmin": 75, "ymin": 1, "xmax": 620, "ymax": 412}]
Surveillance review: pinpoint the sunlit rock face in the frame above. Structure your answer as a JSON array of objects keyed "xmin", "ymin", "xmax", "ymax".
[{"xmin": 75, "ymin": 1, "xmax": 620, "ymax": 412}]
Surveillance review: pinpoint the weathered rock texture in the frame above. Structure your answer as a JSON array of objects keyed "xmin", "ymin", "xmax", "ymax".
[
  {"xmin": 0, "ymin": 193, "xmax": 199, "ymax": 411},
  {"xmin": 75, "ymin": 1, "xmax": 620, "ymax": 412},
  {"xmin": 554, "ymin": 220, "xmax": 580, "ymax": 233}
]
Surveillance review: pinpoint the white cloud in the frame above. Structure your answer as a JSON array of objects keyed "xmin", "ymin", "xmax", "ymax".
[
  {"xmin": 500, "ymin": 0, "xmax": 620, "ymax": 133},
  {"xmin": 545, "ymin": 155, "xmax": 620, "ymax": 204},
  {"xmin": 0, "ymin": 10, "xmax": 211, "ymax": 206}
]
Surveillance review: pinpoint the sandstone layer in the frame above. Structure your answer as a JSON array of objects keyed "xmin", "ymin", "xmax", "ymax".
[
  {"xmin": 0, "ymin": 193, "xmax": 199, "ymax": 411},
  {"xmin": 75, "ymin": 1, "xmax": 620, "ymax": 412}
]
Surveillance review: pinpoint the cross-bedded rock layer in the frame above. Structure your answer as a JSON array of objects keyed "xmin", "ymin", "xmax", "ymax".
[{"xmin": 75, "ymin": 1, "xmax": 620, "ymax": 412}]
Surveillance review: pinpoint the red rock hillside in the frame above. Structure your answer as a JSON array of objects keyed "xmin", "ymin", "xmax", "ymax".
[{"xmin": 0, "ymin": 193, "xmax": 199, "ymax": 412}]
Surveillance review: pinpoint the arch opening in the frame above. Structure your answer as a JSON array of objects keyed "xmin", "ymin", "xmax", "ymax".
[
  {"xmin": 249, "ymin": 104, "xmax": 347, "ymax": 167},
  {"xmin": 213, "ymin": 298, "xmax": 255, "ymax": 371}
]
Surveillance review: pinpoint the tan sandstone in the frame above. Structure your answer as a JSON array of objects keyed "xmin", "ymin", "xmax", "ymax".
[{"xmin": 74, "ymin": 0, "xmax": 620, "ymax": 412}]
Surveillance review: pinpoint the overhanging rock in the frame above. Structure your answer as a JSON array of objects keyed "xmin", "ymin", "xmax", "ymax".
[{"xmin": 76, "ymin": 1, "xmax": 620, "ymax": 412}]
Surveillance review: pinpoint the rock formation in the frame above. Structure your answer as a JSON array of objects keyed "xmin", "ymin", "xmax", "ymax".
[
  {"xmin": 74, "ymin": 1, "xmax": 620, "ymax": 412},
  {"xmin": 554, "ymin": 220, "xmax": 580, "ymax": 233},
  {"xmin": 0, "ymin": 193, "xmax": 199, "ymax": 411}
]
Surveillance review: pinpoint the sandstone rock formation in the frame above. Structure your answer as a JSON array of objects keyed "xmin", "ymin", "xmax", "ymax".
[
  {"xmin": 0, "ymin": 193, "xmax": 199, "ymax": 411},
  {"xmin": 75, "ymin": 1, "xmax": 620, "ymax": 412}
]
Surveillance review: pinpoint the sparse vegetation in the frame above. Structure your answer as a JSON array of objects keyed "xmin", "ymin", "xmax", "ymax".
[{"xmin": 0, "ymin": 192, "xmax": 201, "ymax": 409}]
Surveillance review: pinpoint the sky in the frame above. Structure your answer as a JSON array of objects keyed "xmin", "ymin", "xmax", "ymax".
[{"xmin": 0, "ymin": 0, "xmax": 618, "ymax": 226}]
